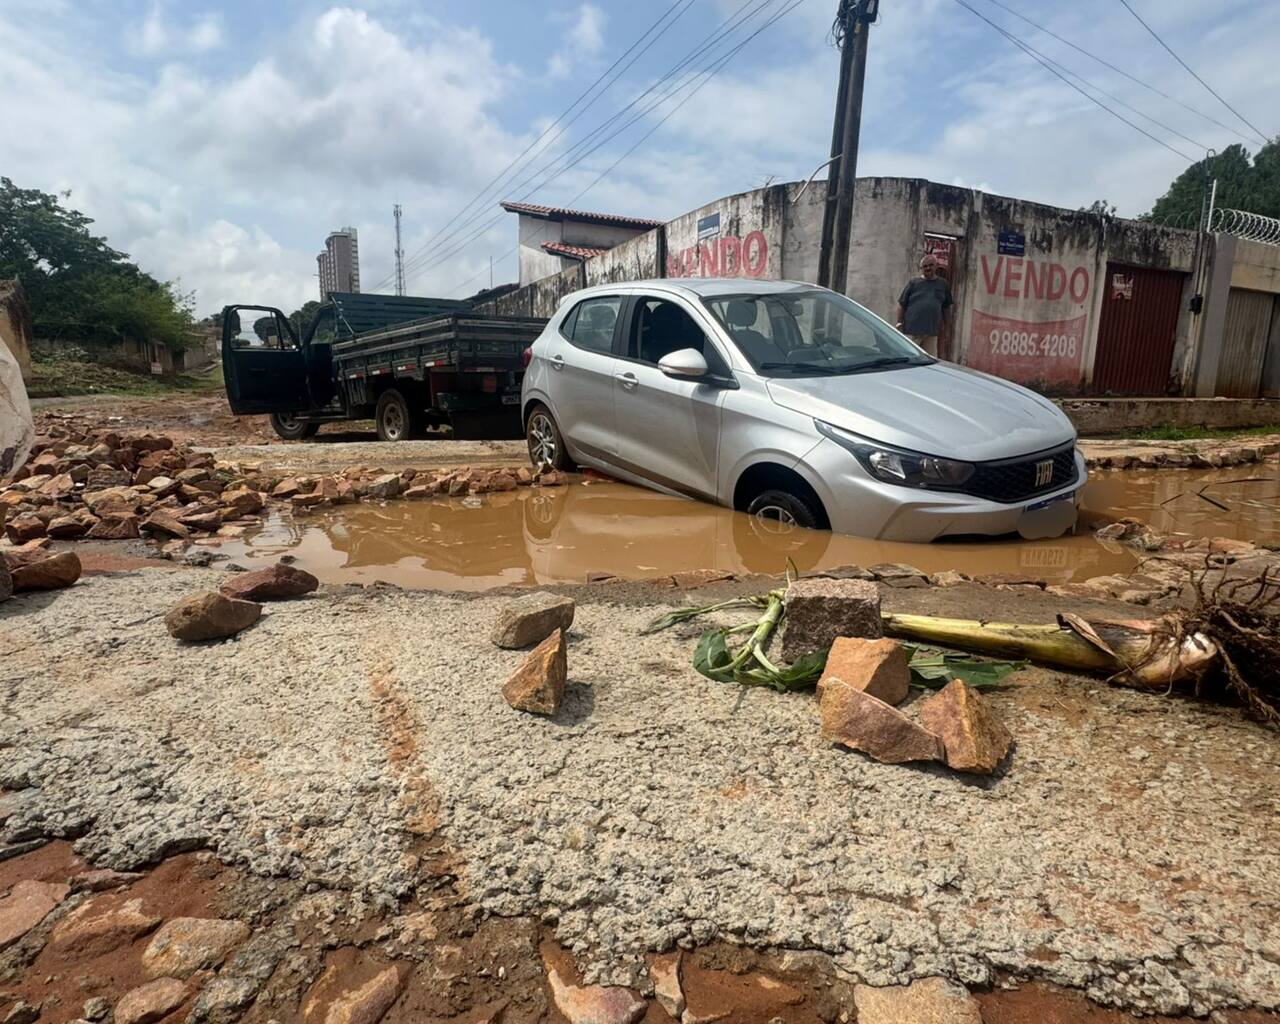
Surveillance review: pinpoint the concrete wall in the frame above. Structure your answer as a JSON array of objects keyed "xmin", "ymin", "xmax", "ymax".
[
  {"xmin": 1229, "ymin": 238, "xmax": 1280, "ymax": 293},
  {"xmin": 1058, "ymin": 396, "xmax": 1280, "ymax": 436},
  {"xmin": 487, "ymin": 176, "xmax": 1221, "ymax": 395}
]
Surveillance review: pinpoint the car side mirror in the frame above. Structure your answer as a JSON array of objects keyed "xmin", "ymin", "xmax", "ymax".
[{"xmin": 657, "ymin": 348, "xmax": 708, "ymax": 379}]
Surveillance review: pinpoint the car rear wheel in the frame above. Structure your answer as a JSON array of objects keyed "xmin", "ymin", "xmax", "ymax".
[
  {"xmin": 270, "ymin": 413, "xmax": 319, "ymax": 440},
  {"xmin": 526, "ymin": 404, "xmax": 574, "ymax": 471},
  {"xmin": 746, "ymin": 489, "xmax": 822, "ymax": 530},
  {"xmin": 375, "ymin": 389, "xmax": 420, "ymax": 442}
]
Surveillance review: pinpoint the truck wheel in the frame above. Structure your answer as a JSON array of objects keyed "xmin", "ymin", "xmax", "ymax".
[
  {"xmin": 375, "ymin": 390, "xmax": 420, "ymax": 442},
  {"xmin": 526, "ymin": 404, "xmax": 574, "ymax": 471},
  {"xmin": 270, "ymin": 413, "xmax": 319, "ymax": 440}
]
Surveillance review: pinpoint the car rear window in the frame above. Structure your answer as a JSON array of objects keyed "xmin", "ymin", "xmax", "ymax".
[{"xmin": 562, "ymin": 296, "xmax": 622, "ymax": 355}]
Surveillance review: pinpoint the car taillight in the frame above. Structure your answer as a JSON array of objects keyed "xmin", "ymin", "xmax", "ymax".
[{"xmin": 522, "ymin": 347, "xmax": 533, "ymax": 368}]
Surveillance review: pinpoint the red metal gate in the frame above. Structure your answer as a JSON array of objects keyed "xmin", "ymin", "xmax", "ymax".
[{"xmin": 1092, "ymin": 264, "xmax": 1186, "ymax": 395}]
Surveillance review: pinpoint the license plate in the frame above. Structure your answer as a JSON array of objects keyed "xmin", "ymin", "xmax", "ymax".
[
  {"xmin": 501, "ymin": 393, "xmax": 520, "ymax": 405},
  {"xmin": 1018, "ymin": 494, "xmax": 1077, "ymax": 540},
  {"xmin": 1024, "ymin": 490, "xmax": 1074, "ymax": 512}
]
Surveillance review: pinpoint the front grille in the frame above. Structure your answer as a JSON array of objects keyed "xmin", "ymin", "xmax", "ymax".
[{"xmin": 964, "ymin": 444, "xmax": 1078, "ymax": 504}]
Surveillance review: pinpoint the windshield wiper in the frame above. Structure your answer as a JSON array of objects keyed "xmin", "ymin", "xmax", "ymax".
[
  {"xmin": 851, "ymin": 356, "xmax": 921, "ymax": 372},
  {"xmin": 758, "ymin": 361, "xmax": 846, "ymax": 375}
]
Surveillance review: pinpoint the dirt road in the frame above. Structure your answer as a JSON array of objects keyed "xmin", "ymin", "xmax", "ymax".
[{"xmin": 3, "ymin": 567, "xmax": 1278, "ymax": 1018}]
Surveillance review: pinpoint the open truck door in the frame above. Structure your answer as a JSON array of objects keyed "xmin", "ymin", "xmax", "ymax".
[{"xmin": 221, "ymin": 305, "xmax": 311, "ymax": 415}]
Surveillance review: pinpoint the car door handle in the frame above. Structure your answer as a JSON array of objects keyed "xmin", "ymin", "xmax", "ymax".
[
  {"xmin": 550, "ymin": 354, "xmax": 565, "ymax": 371},
  {"xmin": 615, "ymin": 372, "xmax": 638, "ymax": 390}
]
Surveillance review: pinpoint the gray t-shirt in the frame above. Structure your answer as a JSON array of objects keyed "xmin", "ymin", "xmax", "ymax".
[{"xmin": 898, "ymin": 276, "xmax": 953, "ymax": 336}]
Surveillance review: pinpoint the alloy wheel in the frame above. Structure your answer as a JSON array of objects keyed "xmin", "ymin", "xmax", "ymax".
[{"xmin": 529, "ymin": 412, "xmax": 558, "ymax": 465}]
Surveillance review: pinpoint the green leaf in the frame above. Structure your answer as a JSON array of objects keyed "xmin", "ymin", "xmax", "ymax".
[
  {"xmin": 903, "ymin": 644, "xmax": 1025, "ymax": 690},
  {"xmin": 692, "ymin": 629, "xmax": 735, "ymax": 681}
]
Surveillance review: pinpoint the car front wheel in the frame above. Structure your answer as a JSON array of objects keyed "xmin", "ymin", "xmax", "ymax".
[
  {"xmin": 746, "ymin": 489, "xmax": 822, "ymax": 530},
  {"xmin": 525, "ymin": 404, "xmax": 574, "ymax": 471}
]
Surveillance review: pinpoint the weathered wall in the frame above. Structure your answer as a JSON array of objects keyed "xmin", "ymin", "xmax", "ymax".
[
  {"xmin": 1230, "ymin": 238, "xmax": 1280, "ymax": 294},
  {"xmin": 1058, "ymin": 396, "xmax": 1280, "ymax": 435},
  {"xmin": 515, "ymin": 215, "xmax": 654, "ymax": 286},
  {"xmin": 0, "ymin": 280, "xmax": 34, "ymax": 378},
  {"xmin": 488, "ymin": 176, "xmax": 1215, "ymax": 395},
  {"xmin": 664, "ymin": 187, "xmax": 787, "ymax": 280}
]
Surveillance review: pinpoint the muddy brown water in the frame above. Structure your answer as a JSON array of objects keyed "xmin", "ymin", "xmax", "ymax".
[{"xmin": 214, "ymin": 467, "xmax": 1280, "ymax": 591}]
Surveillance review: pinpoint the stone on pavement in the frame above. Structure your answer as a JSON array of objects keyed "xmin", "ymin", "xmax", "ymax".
[
  {"xmin": 219, "ymin": 563, "xmax": 319, "ymax": 602},
  {"xmin": 11, "ymin": 551, "xmax": 82, "ymax": 592},
  {"xmin": 502, "ymin": 629, "xmax": 567, "ymax": 716},
  {"xmin": 546, "ymin": 966, "xmax": 647, "ymax": 1024},
  {"xmin": 816, "ymin": 637, "xmax": 909, "ymax": 706},
  {"xmin": 821, "ymin": 681, "xmax": 943, "ymax": 764},
  {"xmin": 142, "ymin": 916, "xmax": 251, "ymax": 980},
  {"xmin": 0, "ymin": 559, "xmax": 10, "ymax": 604},
  {"xmin": 0, "ymin": 879, "xmax": 69, "ymax": 949},
  {"xmin": 303, "ymin": 965, "xmax": 404, "ymax": 1024},
  {"xmin": 48, "ymin": 897, "xmax": 162, "ymax": 958},
  {"xmin": 781, "ymin": 577, "xmax": 882, "ymax": 661},
  {"xmin": 165, "ymin": 591, "xmax": 263, "ymax": 642},
  {"xmin": 920, "ymin": 679, "xmax": 1013, "ymax": 775},
  {"xmin": 141, "ymin": 509, "xmax": 190, "ymax": 539},
  {"xmin": 852, "ymin": 978, "xmax": 982, "ymax": 1024},
  {"xmin": 86, "ymin": 513, "xmax": 141, "ymax": 540},
  {"xmin": 650, "ymin": 954, "xmax": 685, "ymax": 1020},
  {"xmin": 114, "ymin": 978, "xmax": 188, "ymax": 1024},
  {"xmin": 366, "ymin": 473, "xmax": 403, "ymax": 500},
  {"xmin": 491, "ymin": 591, "xmax": 575, "ymax": 649}
]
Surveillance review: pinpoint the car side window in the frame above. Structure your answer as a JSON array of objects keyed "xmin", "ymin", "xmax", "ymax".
[
  {"xmin": 628, "ymin": 297, "xmax": 730, "ymax": 376},
  {"xmin": 563, "ymin": 296, "xmax": 621, "ymax": 354}
]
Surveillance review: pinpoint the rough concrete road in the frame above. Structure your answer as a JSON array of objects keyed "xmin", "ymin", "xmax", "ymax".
[
  {"xmin": 208, "ymin": 439, "xmax": 528, "ymax": 474},
  {"xmin": 3, "ymin": 569, "xmax": 1279, "ymax": 1016}
]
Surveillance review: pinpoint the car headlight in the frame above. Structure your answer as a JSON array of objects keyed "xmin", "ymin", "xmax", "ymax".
[{"xmin": 814, "ymin": 420, "xmax": 974, "ymax": 489}]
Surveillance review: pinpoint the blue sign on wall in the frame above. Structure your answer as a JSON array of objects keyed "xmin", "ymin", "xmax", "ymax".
[
  {"xmin": 998, "ymin": 231, "xmax": 1026, "ymax": 256},
  {"xmin": 697, "ymin": 212, "xmax": 722, "ymax": 241}
]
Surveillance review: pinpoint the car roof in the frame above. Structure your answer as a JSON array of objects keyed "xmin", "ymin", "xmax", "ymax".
[{"xmin": 559, "ymin": 278, "xmax": 819, "ymax": 305}]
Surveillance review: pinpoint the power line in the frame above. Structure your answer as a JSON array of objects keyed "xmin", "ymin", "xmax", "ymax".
[
  {"xmin": 401, "ymin": 0, "xmax": 780, "ymax": 287},
  {"xmin": 967, "ymin": 6, "xmax": 1208, "ymax": 153},
  {"xmin": 366, "ymin": 0, "xmax": 695, "ymax": 293},
  {"xmin": 951, "ymin": 0, "xmax": 1197, "ymax": 163},
  {"xmin": 440, "ymin": 0, "xmax": 807, "ymax": 296},
  {"xmin": 976, "ymin": 0, "xmax": 1261, "ymax": 146},
  {"xmin": 405, "ymin": 0, "xmax": 788, "ymax": 288},
  {"xmin": 1116, "ymin": 0, "xmax": 1269, "ymax": 145}
]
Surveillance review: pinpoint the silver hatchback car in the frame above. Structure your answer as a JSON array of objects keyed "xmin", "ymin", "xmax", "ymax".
[{"xmin": 521, "ymin": 278, "xmax": 1085, "ymax": 542}]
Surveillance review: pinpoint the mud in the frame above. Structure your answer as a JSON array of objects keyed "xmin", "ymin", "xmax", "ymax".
[
  {"xmin": 215, "ymin": 482, "xmax": 1136, "ymax": 590},
  {"xmin": 1087, "ymin": 466, "xmax": 1280, "ymax": 544}
]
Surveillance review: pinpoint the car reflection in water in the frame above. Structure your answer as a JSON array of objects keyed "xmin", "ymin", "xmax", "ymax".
[{"xmin": 223, "ymin": 481, "xmax": 1136, "ymax": 591}]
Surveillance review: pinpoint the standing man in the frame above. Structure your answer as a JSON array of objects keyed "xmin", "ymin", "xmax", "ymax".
[{"xmin": 896, "ymin": 254, "xmax": 952, "ymax": 357}]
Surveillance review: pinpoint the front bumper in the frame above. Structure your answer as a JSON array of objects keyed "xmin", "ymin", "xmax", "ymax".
[{"xmin": 804, "ymin": 439, "xmax": 1087, "ymax": 542}]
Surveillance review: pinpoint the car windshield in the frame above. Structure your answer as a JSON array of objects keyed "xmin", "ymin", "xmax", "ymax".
[{"xmin": 701, "ymin": 288, "xmax": 933, "ymax": 376}]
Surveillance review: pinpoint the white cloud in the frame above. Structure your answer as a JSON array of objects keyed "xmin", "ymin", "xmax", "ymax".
[
  {"xmin": 546, "ymin": 3, "xmax": 606, "ymax": 80},
  {"xmin": 132, "ymin": 2, "xmax": 224, "ymax": 56}
]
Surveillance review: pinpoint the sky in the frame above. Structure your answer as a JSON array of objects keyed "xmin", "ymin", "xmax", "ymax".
[{"xmin": 2, "ymin": 0, "xmax": 1276, "ymax": 317}]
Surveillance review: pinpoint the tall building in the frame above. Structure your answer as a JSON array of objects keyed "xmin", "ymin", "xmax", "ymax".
[{"xmin": 316, "ymin": 227, "xmax": 361, "ymax": 299}]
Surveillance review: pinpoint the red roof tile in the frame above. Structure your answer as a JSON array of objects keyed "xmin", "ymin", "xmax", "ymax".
[
  {"xmin": 541, "ymin": 241, "xmax": 609, "ymax": 261},
  {"xmin": 501, "ymin": 200, "xmax": 664, "ymax": 230}
]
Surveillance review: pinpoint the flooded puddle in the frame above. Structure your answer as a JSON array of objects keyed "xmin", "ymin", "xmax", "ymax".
[
  {"xmin": 1085, "ymin": 467, "xmax": 1280, "ymax": 544},
  {"xmin": 213, "ymin": 467, "xmax": 1279, "ymax": 592}
]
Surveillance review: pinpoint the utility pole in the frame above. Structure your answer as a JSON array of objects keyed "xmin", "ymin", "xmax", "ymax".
[
  {"xmin": 393, "ymin": 204, "xmax": 406, "ymax": 296},
  {"xmin": 817, "ymin": 0, "xmax": 878, "ymax": 293}
]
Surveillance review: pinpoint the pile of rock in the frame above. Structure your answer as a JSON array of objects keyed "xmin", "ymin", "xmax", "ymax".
[
  {"xmin": 2, "ymin": 421, "xmax": 569, "ymax": 551},
  {"xmin": 785, "ymin": 578, "xmax": 1013, "ymax": 776},
  {"xmin": 2, "ymin": 427, "xmax": 261, "ymax": 545}
]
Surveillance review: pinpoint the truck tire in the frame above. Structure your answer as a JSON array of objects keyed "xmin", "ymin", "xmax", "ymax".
[
  {"xmin": 270, "ymin": 413, "xmax": 319, "ymax": 440},
  {"xmin": 375, "ymin": 389, "xmax": 420, "ymax": 442},
  {"xmin": 525, "ymin": 403, "xmax": 575, "ymax": 471}
]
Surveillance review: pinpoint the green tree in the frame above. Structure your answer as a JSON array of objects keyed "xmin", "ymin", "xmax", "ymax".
[
  {"xmin": 1147, "ymin": 142, "xmax": 1280, "ymax": 226},
  {"xmin": 0, "ymin": 176, "xmax": 193, "ymax": 349}
]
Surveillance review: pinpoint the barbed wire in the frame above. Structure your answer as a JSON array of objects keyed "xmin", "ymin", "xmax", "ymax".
[{"xmin": 1211, "ymin": 207, "xmax": 1280, "ymax": 246}]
